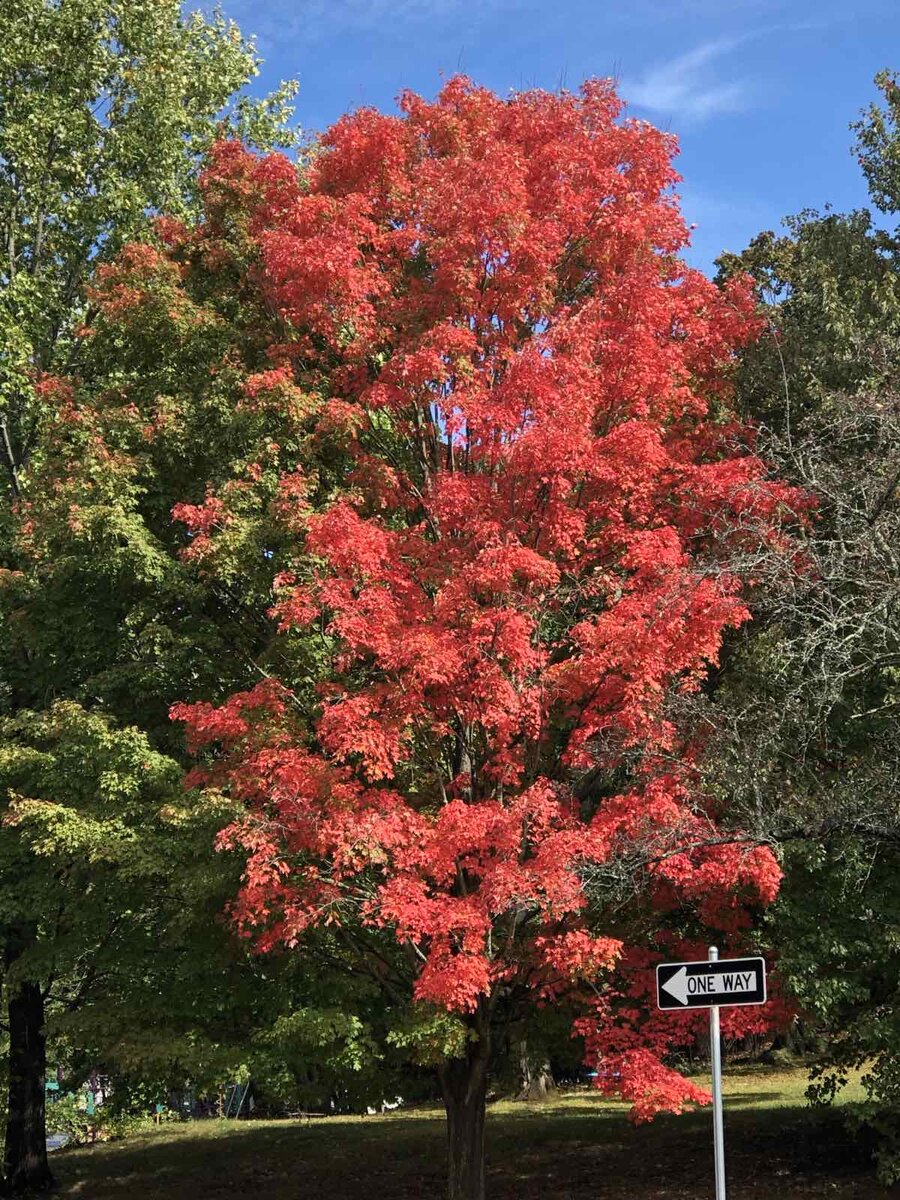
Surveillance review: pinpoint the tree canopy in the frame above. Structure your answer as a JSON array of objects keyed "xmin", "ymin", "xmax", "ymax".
[{"xmin": 156, "ymin": 78, "xmax": 800, "ymax": 1200}]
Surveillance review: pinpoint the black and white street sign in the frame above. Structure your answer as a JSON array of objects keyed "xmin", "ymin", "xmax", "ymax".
[
  {"xmin": 656, "ymin": 955, "xmax": 766, "ymax": 1010},
  {"xmin": 663, "ymin": 948, "xmax": 766, "ymax": 1200}
]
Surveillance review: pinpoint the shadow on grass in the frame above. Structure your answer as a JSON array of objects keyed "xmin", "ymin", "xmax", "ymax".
[{"xmin": 50, "ymin": 1085, "xmax": 898, "ymax": 1200}]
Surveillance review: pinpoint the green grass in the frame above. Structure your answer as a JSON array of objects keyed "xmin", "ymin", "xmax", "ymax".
[{"xmin": 51, "ymin": 1066, "xmax": 892, "ymax": 1199}]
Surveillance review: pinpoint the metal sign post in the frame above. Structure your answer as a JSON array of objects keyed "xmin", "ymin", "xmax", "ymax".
[
  {"xmin": 709, "ymin": 946, "xmax": 726, "ymax": 1200},
  {"xmin": 655, "ymin": 948, "xmax": 767, "ymax": 1200}
]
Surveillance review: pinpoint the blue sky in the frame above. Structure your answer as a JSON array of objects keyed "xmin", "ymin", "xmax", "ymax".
[{"xmin": 220, "ymin": 0, "xmax": 900, "ymax": 273}]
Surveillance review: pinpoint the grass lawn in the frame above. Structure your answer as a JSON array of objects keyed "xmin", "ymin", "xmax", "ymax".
[{"xmin": 50, "ymin": 1065, "xmax": 898, "ymax": 1199}]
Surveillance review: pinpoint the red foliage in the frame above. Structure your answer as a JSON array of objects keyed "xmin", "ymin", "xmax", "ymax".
[
  {"xmin": 172, "ymin": 78, "xmax": 804, "ymax": 1120},
  {"xmin": 88, "ymin": 242, "xmax": 181, "ymax": 320}
]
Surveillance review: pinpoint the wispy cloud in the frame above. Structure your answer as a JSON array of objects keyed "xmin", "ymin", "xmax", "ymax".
[{"xmin": 622, "ymin": 39, "xmax": 752, "ymax": 123}]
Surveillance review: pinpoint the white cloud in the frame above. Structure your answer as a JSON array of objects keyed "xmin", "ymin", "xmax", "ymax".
[{"xmin": 622, "ymin": 39, "xmax": 751, "ymax": 123}]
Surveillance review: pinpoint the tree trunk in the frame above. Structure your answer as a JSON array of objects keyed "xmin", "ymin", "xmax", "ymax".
[
  {"xmin": 3, "ymin": 975, "xmax": 53, "ymax": 1194},
  {"xmin": 439, "ymin": 1044, "xmax": 489, "ymax": 1200},
  {"xmin": 514, "ymin": 1040, "xmax": 556, "ymax": 1102}
]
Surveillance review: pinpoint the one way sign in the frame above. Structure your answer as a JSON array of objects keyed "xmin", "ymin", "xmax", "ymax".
[{"xmin": 656, "ymin": 956, "xmax": 766, "ymax": 1010}]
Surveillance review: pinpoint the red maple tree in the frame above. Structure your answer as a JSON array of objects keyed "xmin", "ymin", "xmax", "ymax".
[{"xmin": 172, "ymin": 79, "xmax": 799, "ymax": 1200}]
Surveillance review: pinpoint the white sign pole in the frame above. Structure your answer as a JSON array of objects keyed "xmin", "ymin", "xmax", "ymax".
[{"xmin": 709, "ymin": 945, "xmax": 726, "ymax": 1200}]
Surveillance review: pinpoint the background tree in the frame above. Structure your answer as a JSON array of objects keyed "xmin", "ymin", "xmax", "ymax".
[
  {"xmin": 0, "ymin": 703, "xmax": 227, "ymax": 1191},
  {"xmin": 854, "ymin": 68, "xmax": 900, "ymax": 216},
  {"xmin": 707, "ymin": 69, "xmax": 900, "ymax": 1182},
  {"xmin": 171, "ymin": 79, "xmax": 797, "ymax": 1200},
  {"xmin": 0, "ymin": 0, "xmax": 296, "ymax": 503},
  {"xmin": 0, "ymin": 3, "xmax": 298, "ymax": 1189}
]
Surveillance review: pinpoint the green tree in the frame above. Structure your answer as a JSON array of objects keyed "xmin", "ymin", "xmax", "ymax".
[
  {"xmin": 707, "ymin": 70, "xmax": 900, "ymax": 1182},
  {"xmin": 716, "ymin": 209, "xmax": 900, "ymax": 431},
  {"xmin": 0, "ymin": 705, "xmax": 395, "ymax": 1167},
  {"xmin": 0, "ymin": 0, "xmax": 296, "ymax": 505},
  {"xmin": 0, "ymin": 703, "xmax": 222, "ymax": 1191},
  {"xmin": 854, "ymin": 69, "xmax": 900, "ymax": 216},
  {"xmin": 0, "ymin": 3, "xmax": 298, "ymax": 1189}
]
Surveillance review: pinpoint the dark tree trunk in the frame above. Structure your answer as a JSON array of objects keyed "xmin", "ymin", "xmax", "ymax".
[
  {"xmin": 439, "ymin": 1042, "xmax": 489, "ymax": 1200},
  {"xmin": 2, "ymin": 963, "xmax": 53, "ymax": 1194}
]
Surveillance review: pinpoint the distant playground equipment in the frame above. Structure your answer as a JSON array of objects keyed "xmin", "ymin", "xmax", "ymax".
[
  {"xmin": 44, "ymin": 1069, "xmax": 255, "ymax": 1148},
  {"xmin": 44, "ymin": 1069, "xmax": 110, "ymax": 1150},
  {"xmin": 222, "ymin": 1080, "xmax": 252, "ymax": 1119}
]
